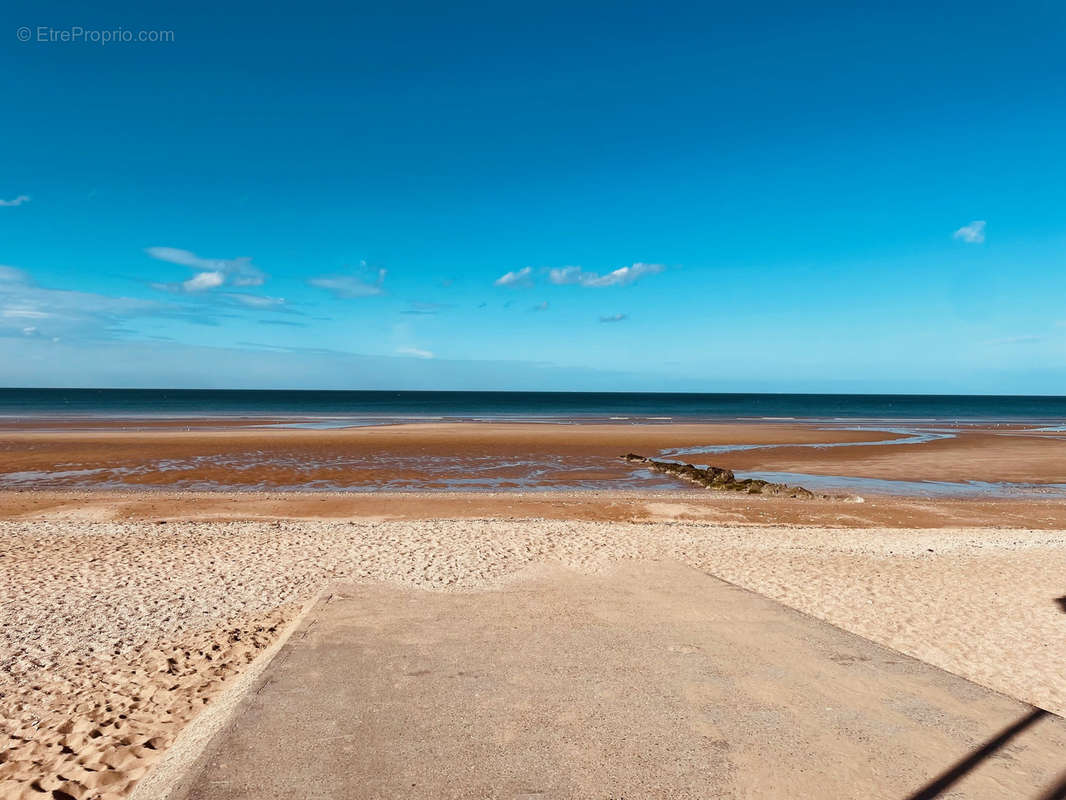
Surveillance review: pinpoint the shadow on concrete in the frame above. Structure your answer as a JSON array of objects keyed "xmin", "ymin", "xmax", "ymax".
[{"xmin": 905, "ymin": 708, "xmax": 1049, "ymax": 800}]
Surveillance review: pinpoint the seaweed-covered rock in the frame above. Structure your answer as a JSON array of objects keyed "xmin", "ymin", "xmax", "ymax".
[{"xmin": 622, "ymin": 454, "xmax": 814, "ymax": 498}]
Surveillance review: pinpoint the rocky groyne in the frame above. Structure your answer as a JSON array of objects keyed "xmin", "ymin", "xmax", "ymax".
[{"xmin": 622, "ymin": 453, "xmax": 819, "ymax": 498}]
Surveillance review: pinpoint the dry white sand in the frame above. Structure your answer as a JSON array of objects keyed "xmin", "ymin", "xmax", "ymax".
[{"xmin": 2, "ymin": 518, "xmax": 1065, "ymax": 799}]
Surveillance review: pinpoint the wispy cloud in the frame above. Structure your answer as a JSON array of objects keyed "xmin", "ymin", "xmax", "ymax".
[
  {"xmin": 986, "ymin": 334, "xmax": 1041, "ymax": 345},
  {"xmin": 1, "ymin": 264, "xmax": 161, "ymax": 341},
  {"xmin": 2, "ymin": 307, "xmax": 52, "ymax": 319},
  {"xmin": 599, "ymin": 313, "xmax": 628, "ymax": 323},
  {"xmin": 3, "ymin": 337, "xmax": 639, "ymax": 391},
  {"xmin": 531, "ymin": 301, "xmax": 549, "ymax": 312},
  {"xmin": 0, "ymin": 262, "xmax": 286, "ymax": 341},
  {"xmin": 147, "ymin": 246, "xmax": 267, "ymax": 293},
  {"xmin": 397, "ymin": 346, "xmax": 434, "ymax": 359},
  {"xmin": 494, "ymin": 266, "xmax": 534, "ymax": 288},
  {"xmin": 309, "ymin": 264, "xmax": 386, "ymax": 298},
  {"xmin": 953, "ymin": 220, "xmax": 986, "ymax": 244},
  {"xmin": 236, "ymin": 341, "xmax": 341, "ymax": 356},
  {"xmin": 258, "ymin": 318, "xmax": 306, "ymax": 327},
  {"xmin": 548, "ymin": 262, "xmax": 664, "ymax": 288},
  {"xmin": 402, "ymin": 301, "xmax": 448, "ymax": 315},
  {"xmin": 226, "ymin": 293, "xmax": 286, "ymax": 308},
  {"xmin": 0, "ymin": 195, "xmax": 31, "ymax": 207},
  {"xmin": 0, "ymin": 266, "xmax": 30, "ymax": 283},
  {"xmin": 494, "ymin": 263, "xmax": 664, "ymax": 289}
]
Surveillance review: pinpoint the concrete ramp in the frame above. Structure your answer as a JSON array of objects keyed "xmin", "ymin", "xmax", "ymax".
[{"xmin": 176, "ymin": 561, "xmax": 1066, "ymax": 799}]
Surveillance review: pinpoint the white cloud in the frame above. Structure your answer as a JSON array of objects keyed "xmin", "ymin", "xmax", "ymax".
[
  {"xmin": 182, "ymin": 271, "xmax": 225, "ymax": 292},
  {"xmin": 397, "ymin": 346, "xmax": 434, "ymax": 359},
  {"xmin": 493, "ymin": 263, "xmax": 664, "ymax": 289},
  {"xmin": 953, "ymin": 220, "xmax": 986, "ymax": 244},
  {"xmin": 548, "ymin": 262, "xmax": 664, "ymax": 288},
  {"xmin": 599, "ymin": 313, "xmax": 628, "ymax": 323},
  {"xmin": 309, "ymin": 268, "xmax": 386, "ymax": 298},
  {"xmin": 2, "ymin": 308, "xmax": 52, "ymax": 319},
  {"xmin": 146, "ymin": 246, "xmax": 266, "ymax": 288},
  {"xmin": 494, "ymin": 266, "xmax": 533, "ymax": 288},
  {"xmin": 0, "ymin": 195, "xmax": 30, "ymax": 207}
]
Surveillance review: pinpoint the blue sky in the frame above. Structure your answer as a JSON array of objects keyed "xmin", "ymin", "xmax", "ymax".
[{"xmin": 2, "ymin": 0, "xmax": 1065, "ymax": 392}]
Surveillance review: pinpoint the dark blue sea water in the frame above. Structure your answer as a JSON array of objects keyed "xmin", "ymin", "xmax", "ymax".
[{"xmin": 1, "ymin": 388, "xmax": 1066, "ymax": 421}]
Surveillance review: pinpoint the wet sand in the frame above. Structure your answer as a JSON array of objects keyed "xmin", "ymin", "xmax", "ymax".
[
  {"xmin": 0, "ymin": 421, "xmax": 892, "ymax": 490},
  {"xmin": 3, "ymin": 420, "xmax": 1066, "ymax": 530},
  {"xmin": 2, "ymin": 420, "xmax": 1066, "ymax": 492}
]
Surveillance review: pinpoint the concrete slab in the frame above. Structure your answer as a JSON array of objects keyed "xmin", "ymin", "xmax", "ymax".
[{"xmin": 177, "ymin": 561, "xmax": 1066, "ymax": 799}]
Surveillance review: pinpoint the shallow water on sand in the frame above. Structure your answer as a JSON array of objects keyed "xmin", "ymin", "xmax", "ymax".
[
  {"xmin": 666, "ymin": 424, "xmax": 1066, "ymax": 498},
  {"xmin": 661, "ymin": 426, "xmax": 957, "ymax": 457},
  {"xmin": 735, "ymin": 471, "xmax": 1066, "ymax": 499}
]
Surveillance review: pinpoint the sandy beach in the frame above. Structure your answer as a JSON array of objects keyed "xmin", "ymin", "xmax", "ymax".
[
  {"xmin": 3, "ymin": 420, "xmax": 1066, "ymax": 798},
  {"xmin": 3, "ymin": 512, "xmax": 1066, "ymax": 798}
]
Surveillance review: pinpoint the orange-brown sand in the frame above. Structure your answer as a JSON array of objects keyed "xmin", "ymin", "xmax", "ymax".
[
  {"xmin": 0, "ymin": 421, "xmax": 888, "ymax": 489},
  {"xmin": 2, "ymin": 420, "xmax": 1066, "ymax": 491}
]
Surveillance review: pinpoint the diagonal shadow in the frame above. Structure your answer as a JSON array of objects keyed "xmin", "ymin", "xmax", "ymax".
[
  {"xmin": 904, "ymin": 707, "xmax": 1049, "ymax": 800},
  {"xmin": 1035, "ymin": 769, "xmax": 1066, "ymax": 800}
]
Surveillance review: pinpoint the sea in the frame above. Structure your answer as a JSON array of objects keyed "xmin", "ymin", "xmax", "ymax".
[{"xmin": 1, "ymin": 388, "xmax": 1066, "ymax": 422}]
